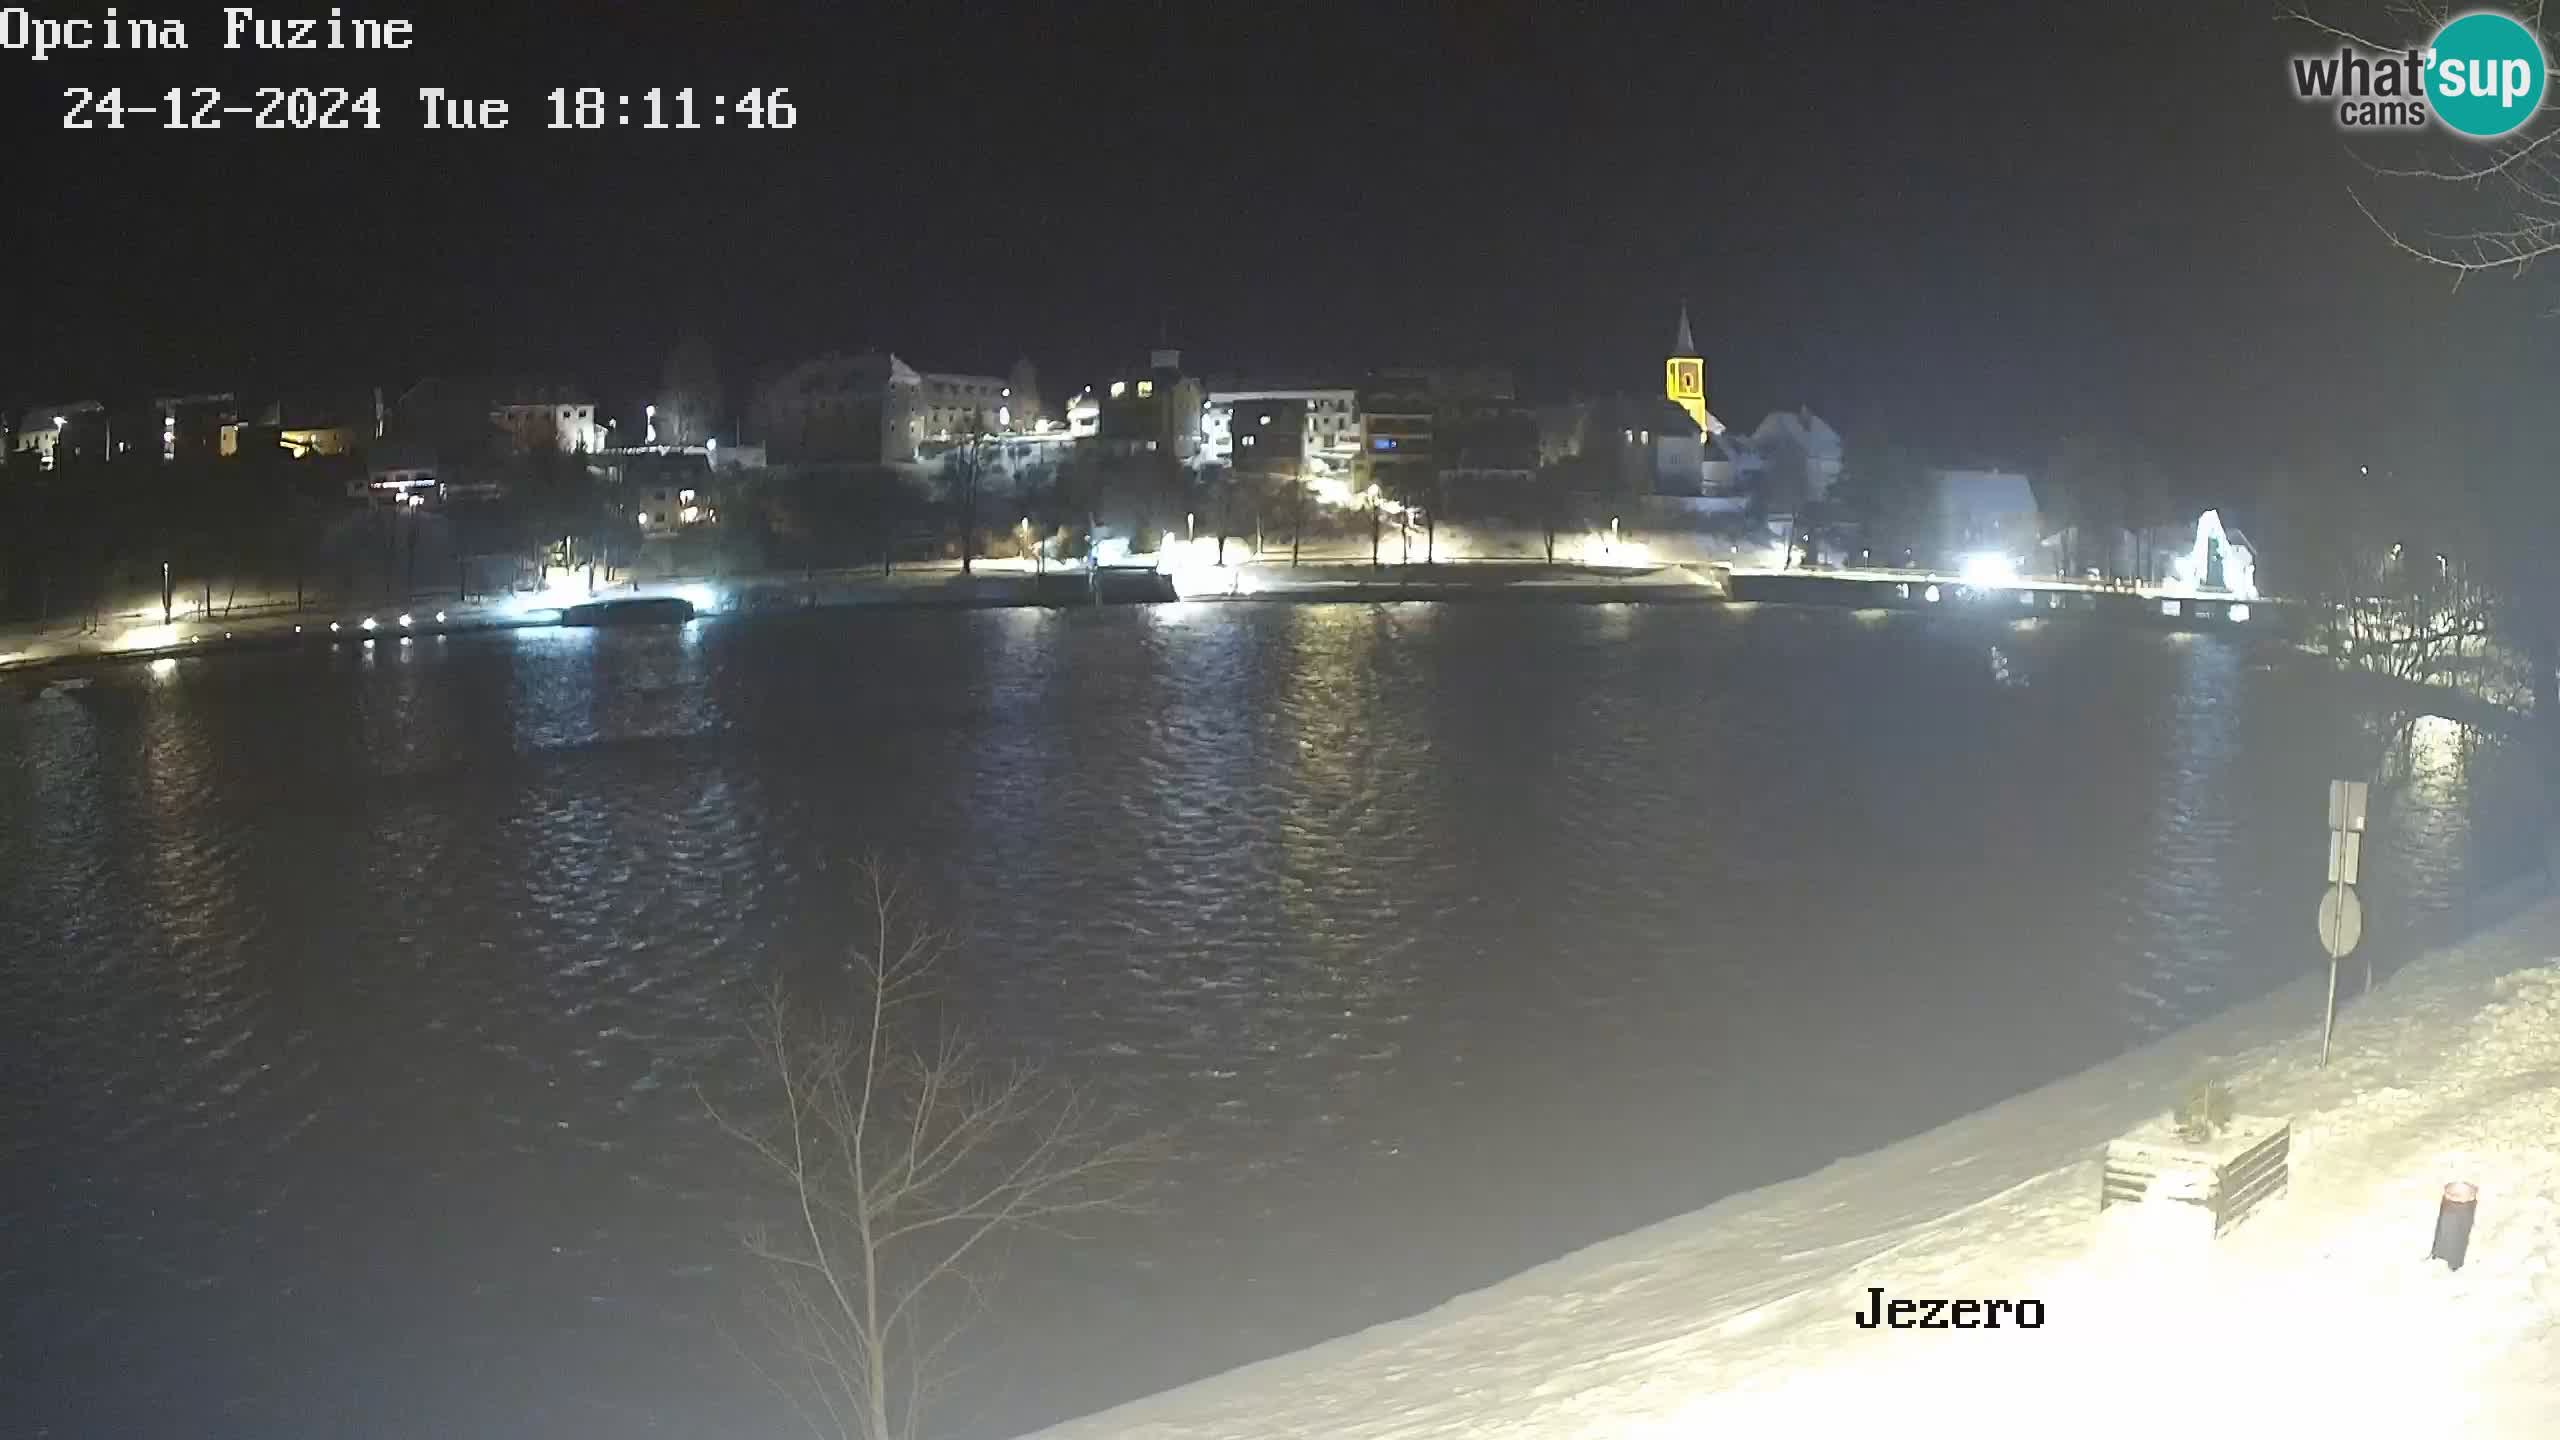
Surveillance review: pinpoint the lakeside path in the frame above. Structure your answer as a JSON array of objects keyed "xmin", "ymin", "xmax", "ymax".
[
  {"xmin": 1023, "ymin": 882, "xmax": 2560, "ymax": 1439},
  {"xmin": 0, "ymin": 561, "xmax": 1721, "ymax": 678}
]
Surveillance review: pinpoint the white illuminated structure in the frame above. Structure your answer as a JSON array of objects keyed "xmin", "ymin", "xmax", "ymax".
[
  {"xmin": 1958, "ymin": 551, "xmax": 2020, "ymax": 587},
  {"xmin": 2164, "ymin": 509, "xmax": 2257, "ymax": 601}
]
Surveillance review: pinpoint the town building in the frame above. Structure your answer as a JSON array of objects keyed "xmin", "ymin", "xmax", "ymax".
[
  {"xmin": 1712, "ymin": 408, "xmax": 1843, "ymax": 501},
  {"xmin": 1081, "ymin": 348, "xmax": 1204, "ymax": 546},
  {"xmin": 12, "ymin": 403, "xmax": 101, "ymax": 469},
  {"xmin": 918, "ymin": 357, "xmax": 1041, "ymax": 443},
  {"xmin": 1223, "ymin": 396, "xmax": 1310, "ymax": 486},
  {"xmin": 233, "ymin": 391, "xmax": 379, "ymax": 460},
  {"xmin": 155, "ymin": 393, "xmax": 242, "ymax": 461},
  {"xmin": 1092, "ymin": 349, "xmax": 1202, "ymax": 462},
  {"xmin": 1351, "ymin": 367, "xmax": 1537, "ymax": 498},
  {"xmin": 492, "ymin": 383, "xmax": 607, "ymax": 454},
  {"xmin": 1532, "ymin": 310, "xmax": 1721, "ymax": 495},
  {"xmin": 751, "ymin": 351, "xmax": 1045, "ymax": 465},
  {"xmin": 1200, "ymin": 386, "xmax": 1360, "ymax": 472},
  {"xmin": 752, "ymin": 351, "xmax": 916, "ymax": 465},
  {"xmin": 600, "ymin": 448, "xmax": 721, "ymax": 537},
  {"xmin": 1356, "ymin": 370, "xmax": 1437, "ymax": 500},
  {"xmin": 1434, "ymin": 374, "xmax": 1539, "ymax": 487},
  {"xmin": 1065, "ymin": 388, "xmax": 1102, "ymax": 439},
  {"xmin": 1927, "ymin": 467, "xmax": 2040, "ymax": 568},
  {"xmin": 1539, "ymin": 392, "xmax": 1707, "ymax": 495}
]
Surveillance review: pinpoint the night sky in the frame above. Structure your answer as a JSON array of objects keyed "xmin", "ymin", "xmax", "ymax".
[{"xmin": 7, "ymin": 0, "xmax": 2556, "ymax": 481}]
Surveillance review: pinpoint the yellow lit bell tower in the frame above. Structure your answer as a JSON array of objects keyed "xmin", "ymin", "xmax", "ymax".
[{"xmin": 1665, "ymin": 303, "xmax": 1708, "ymax": 434}]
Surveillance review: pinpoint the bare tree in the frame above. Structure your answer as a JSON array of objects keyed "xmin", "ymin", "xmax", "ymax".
[
  {"xmin": 707, "ymin": 863, "xmax": 1156, "ymax": 1440},
  {"xmin": 2282, "ymin": 2, "xmax": 2560, "ymax": 281},
  {"xmin": 938, "ymin": 411, "xmax": 993, "ymax": 576}
]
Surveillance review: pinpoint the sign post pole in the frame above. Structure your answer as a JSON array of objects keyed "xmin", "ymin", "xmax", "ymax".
[{"xmin": 2318, "ymin": 780, "xmax": 2369, "ymax": 1068}]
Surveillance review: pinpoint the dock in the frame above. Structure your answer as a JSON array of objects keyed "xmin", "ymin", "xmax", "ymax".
[{"xmin": 1719, "ymin": 566, "xmax": 2298, "ymax": 635}]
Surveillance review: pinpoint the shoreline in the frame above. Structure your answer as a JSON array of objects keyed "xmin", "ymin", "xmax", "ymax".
[
  {"xmin": 0, "ymin": 559, "xmax": 2328, "ymax": 683},
  {"xmin": 1021, "ymin": 873, "xmax": 2560, "ymax": 1438},
  {"xmin": 0, "ymin": 562, "xmax": 1726, "ymax": 679}
]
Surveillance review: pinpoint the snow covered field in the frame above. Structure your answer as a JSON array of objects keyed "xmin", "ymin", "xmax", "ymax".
[{"xmin": 1028, "ymin": 880, "xmax": 2560, "ymax": 1438}]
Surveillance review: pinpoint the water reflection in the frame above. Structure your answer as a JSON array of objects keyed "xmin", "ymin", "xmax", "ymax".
[
  {"xmin": 0, "ymin": 607, "xmax": 2522, "ymax": 1440},
  {"xmin": 2128, "ymin": 627, "xmax": 2244, "ymax": 1030}
]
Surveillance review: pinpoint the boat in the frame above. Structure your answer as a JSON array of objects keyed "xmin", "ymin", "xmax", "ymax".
[{"xmin": 560, "ymin": 596, "xmax": 695, "ymax": 627}]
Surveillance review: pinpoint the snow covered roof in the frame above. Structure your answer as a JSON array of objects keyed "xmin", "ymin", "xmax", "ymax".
[
  {"xmin": 1750, "ymin": 408, "xmax": 1840, "ymax": 459},
  {"xmin": 17, "ymin": 401, "xmax": 100, "ymax": 432}
]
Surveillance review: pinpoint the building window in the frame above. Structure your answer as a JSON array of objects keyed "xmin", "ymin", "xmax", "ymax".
[
  {"xmin": 1241, "ymin": 435, "xmax": 1256, "ymax": 447},
  {"xmin": 1137, "ymin": 380, "xmax": 1155, "ymax": 398},
  {"xmin": 1110, "ymin": 382, "xmax": 1127, "ymax": 398}
]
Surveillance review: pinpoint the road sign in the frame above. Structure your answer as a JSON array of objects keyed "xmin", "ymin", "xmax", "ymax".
[
  {"xmin": 2327, "ymin": 830, "xmax": 2362, "ymax": 886},
  {"xmin": 2328, "ymin": 780, "xmax": 2369, "ymax": 834},
  {"xmin": 2318, "ymin": 885, "xmax": 2363, "ymax": 958}
]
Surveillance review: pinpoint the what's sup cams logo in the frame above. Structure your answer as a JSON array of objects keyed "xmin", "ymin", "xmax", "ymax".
[{"xmin": 2291, "ymin": 10, "xmax": 2549, "ymax": 137}]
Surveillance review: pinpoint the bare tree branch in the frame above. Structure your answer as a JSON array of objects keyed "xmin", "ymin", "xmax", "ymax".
[
  {"xmin": 2288, "ymin": 2, "xmax": 2560, "ymax": 278},
  {"xmin": 710, "ymin": 857, "xmax": 1162, "ymax": 1440}
]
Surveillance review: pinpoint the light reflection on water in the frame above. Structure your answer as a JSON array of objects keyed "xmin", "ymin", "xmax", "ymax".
[{"xmin": 0, "ymin": 605, "xmax": 2531, "ymax": 1440}]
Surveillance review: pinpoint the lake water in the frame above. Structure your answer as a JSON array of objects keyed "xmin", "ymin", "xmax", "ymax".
[{"xmin": 0, "ymin": 602, "xmax": 2533, "ymax": 1439}]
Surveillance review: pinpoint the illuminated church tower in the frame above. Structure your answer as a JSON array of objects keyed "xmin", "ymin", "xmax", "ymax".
[{"xmin": 1665, "ymin": 303, "xmax": 1709, "ymax": 435}]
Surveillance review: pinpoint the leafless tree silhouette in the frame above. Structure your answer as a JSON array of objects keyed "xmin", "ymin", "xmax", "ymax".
[
  {"xmin": 706, "ymin": 861, "xmax": 1158, "ymax": 1440},
  {"xmin": 2282, "ymin": 2, "xmax": 2560, "ymax": 283}
]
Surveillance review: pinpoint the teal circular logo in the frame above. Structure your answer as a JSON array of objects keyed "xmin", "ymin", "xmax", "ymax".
[{"xmin": 2431, "ymin": 12, "xmax": 2548, "ymax": 138}]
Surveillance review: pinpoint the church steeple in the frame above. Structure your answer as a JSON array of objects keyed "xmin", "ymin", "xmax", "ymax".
[{"xmin": 1665, "ymin": 302, "xmax": 1708, "ymax": 434}]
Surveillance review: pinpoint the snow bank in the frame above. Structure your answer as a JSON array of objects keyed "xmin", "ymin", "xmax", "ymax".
[{"xmin": 1025, "ymin": 879, "xmax": 2560, "ymax": 1438}]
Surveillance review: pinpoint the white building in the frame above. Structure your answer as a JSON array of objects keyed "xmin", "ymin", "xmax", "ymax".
[
  {"xmin": 11, "ymin": 406, "xmax": 87, "ymax": 469},
  {"xmin": 493, "ymin": 385, "xmax": 607, "ymax": 454},
  {"xmin": 753, "ymin": 352, "xmax": 1045, "ymax": 464},
  {"xmin": 1065, "ymin": 388, "xmax": 1101, "ymax": 439},
  {"xmin": 1199, "ymin": 388, "xmax": 1360, "ymax": 472},
  {"xmin": 1703, "ymin": 407, "xmax": 1841, "ymax": 501}
]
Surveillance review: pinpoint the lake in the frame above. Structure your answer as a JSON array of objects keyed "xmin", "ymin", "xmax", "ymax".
[{"xmin": 0, "ymin": 601, "xmax": 2530, "ymax": 1438}]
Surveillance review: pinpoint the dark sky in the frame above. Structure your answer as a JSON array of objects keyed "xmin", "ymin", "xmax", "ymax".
[{"xmin": 7, "ymin": 0, "xmax": 2556, "ymax": 480}]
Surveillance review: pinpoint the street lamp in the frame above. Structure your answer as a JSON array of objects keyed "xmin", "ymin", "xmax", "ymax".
[{"xmin": 645, "ymin": 403, "xmax": 657, "ymax": 444}]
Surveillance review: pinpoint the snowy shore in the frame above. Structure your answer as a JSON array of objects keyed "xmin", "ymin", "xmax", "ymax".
[
  {"xmin": 1027, "ymin": 880, "xmax": 2560, "ymax": 1438},
  {"xmin": 0, "ymin": 562, "xmax": 1718, "ymax": 678}
]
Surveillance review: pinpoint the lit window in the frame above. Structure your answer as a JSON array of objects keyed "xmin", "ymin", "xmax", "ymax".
[
  {"xmin": 1259, "ymin": 414, "xmax": 1271, "ymax": 426},
  {"xmin": 1137, "ymin": 381, "xmax": 1155, "ymax": 398},
  {"xmin": 679, "ymin": 489, "xmax": 696, "ymax": 504},
  {"xmin": 1242, "ymin": 435, "xmax": 1256, "ymax": 447},
  {"xmin": 1110, "ymin": 381, "xmax": 1127, "ymax": 398}
]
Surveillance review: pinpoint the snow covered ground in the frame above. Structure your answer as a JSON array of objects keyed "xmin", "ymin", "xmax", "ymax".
[{"xmin": 1027, "ymin": 879, "xmax": 2560, "ymax": 1439}]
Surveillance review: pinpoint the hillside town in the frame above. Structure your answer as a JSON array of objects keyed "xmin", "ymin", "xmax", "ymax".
[{"xmin": 0, "ymin": 307, "xmax": 2237, "ymax": 627}]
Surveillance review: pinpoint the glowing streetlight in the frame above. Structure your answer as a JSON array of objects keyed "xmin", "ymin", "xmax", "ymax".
[{"xmin": 645, "ymin": 403, "xmax": 657, "ymax": 444}]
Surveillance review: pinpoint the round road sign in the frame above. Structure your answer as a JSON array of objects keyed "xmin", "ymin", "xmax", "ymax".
[{"xmin": 2318, "ymin": 885, "xmax": 2364, "ymax": 959}]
